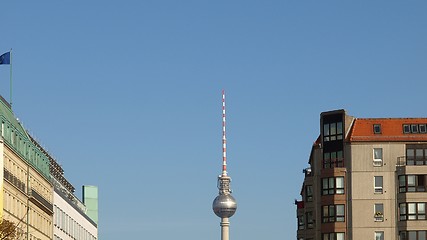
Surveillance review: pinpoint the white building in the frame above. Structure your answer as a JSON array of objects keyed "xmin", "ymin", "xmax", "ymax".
[{"xmin": 50, "ymin": 159, "xmax": 98, "ymax": 240}]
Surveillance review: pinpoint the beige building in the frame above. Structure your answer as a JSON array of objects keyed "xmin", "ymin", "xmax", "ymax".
[
  {"xmin": 1, "ymin": 96, "xmax": 53, "ymax": 240},
  {"xmin": 296, "ymin": 109, "xmax": 427, "ymax": 240}
]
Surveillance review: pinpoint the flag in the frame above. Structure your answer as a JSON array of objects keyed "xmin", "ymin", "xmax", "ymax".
[{"xmin": 0, "ymin": 52, "xmax": 10, "ymax": 65}]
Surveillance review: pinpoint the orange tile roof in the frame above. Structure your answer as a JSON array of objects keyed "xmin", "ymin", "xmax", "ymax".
[{"xmin": 349, "ymin": 118, "xmax": 427, "ymax": 142}]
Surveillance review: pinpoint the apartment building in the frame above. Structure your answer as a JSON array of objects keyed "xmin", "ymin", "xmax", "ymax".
[{"xmin": 296, "ymin": 109, "xmax": 427, "ymax": 240}]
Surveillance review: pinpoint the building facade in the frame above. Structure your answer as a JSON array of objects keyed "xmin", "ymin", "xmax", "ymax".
[
  {"xmin": 0, "ymin": 96, "xmax": 98, "ymax": 240},
  {"xmin": 296, "ymin": 109, "xmax": 427, "ymax": 240},
  {"xmin": 1, "ymin": 96, "xmax": 53, "ymax": 240}
]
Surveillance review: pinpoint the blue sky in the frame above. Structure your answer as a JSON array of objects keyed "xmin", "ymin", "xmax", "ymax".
[{"xmin": 1, "ymin": 1, "xmax": 427, "ymax": 239}]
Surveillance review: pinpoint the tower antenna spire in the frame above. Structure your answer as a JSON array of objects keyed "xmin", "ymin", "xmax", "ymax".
[{"xmin": 222, "ymin": 90, "xmax": 227, "ymax": 176}]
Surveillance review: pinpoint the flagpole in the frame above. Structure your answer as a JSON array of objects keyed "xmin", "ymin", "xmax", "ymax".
[{"xmin": 9, "ymin": 48, "xmax": 12, "ymax": 108}]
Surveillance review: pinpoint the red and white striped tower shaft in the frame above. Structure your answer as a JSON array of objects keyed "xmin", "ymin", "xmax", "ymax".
[{"xmin": 222, "ymin": 90, "xmax": 227, "ymax": 176}]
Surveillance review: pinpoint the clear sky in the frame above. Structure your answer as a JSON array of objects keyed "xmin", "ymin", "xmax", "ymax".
[{"xmin": 1, "ymin": 1, "xmax": 427, "ymax": 239}]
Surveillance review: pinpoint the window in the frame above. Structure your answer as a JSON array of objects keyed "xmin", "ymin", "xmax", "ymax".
[
  {"xmin": 298, "ymin": 215, "xmax": 304, "ymax": 230},
  {"xmin": 323, "ymin": 151, "xmax": 344, "ymax": 168},
  {"xmin": 399, "ymin": 175, "xmax": 427, "ymax": 192},
  {"xmin": 375, "ymin": 231, "xmax": 384, "ymax": 240},
  {"xmin": 322, "ymin": 233, "xmax": 344, "ymax": 240},
  {"xmin": 373, "ymin": 124, "xmax": 381, "ymax": 134},
  {"xmin": 400, "ymin": 231, "xmax": 427, "ymax": 240},
  {"xmin": 322, "ymin": 177, "xmax": 344, "ymax": 195},
  {"xmin": 400, "ymin": 203, "xmax": 426, "ymax": 220},
  {"xmin": 412, "ymin": 124, "xmax": 419, "ymax": 133},
  {"xmin": 305, "ymin": 185, "xmax": 313, "ymax": 202},
  {"xmin": 306, "ymin": 211, "xmax": 314, "ymax": 229},
  {"xmin": 323, "ymin": 122, "xmax": 343, "ymax": 142},
  {"xmin": 336, "ymin": 177, "xmax": 344, "ymax": 194},
  {"xmin": 374, "ymin": 176, "xmax": 383, "ymax": 194},
  {"xmin": 374, "ymin": 203, "xmax": 384, "ymax": 222},
  {"xmin": 404, "ymin": 124, "xmax": 411, "ymax": 134},
  {"xmin": 373, "ymin": 148, "xmax": 383, "ymax": 166},
  {"xmin": 322, "ymin": 204, "xmax": 345, "ymax": 223},
  {"xmin": 404, "ymin": 125, "xmax": 427, "ymax": 134},
  {"xmin": 406, "ymin": 145, "xmax": 427, "ymax": 165}
]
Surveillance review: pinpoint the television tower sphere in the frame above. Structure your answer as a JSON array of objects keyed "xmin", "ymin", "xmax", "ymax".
[{"xmin": 212, "ymin": 194, "xmax": 237, "ymax": 218}]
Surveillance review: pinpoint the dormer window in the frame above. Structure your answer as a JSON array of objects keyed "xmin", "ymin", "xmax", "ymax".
[
  {"xmin": 373, "ymin": 124, "xmax": 381, "ymax": 134},
  {"xmin": 403, "ymin": 124, "xmax": 427, "ymax": 134},
  {"xmin": 403, "ymin": 124, "xmax": 411, "ymax": 134},
  {"xmin": 420, "ymin": 125, "xmax": 427, "ymax": 133},
  {"xmin": 411, "ymin": 124, "xmax": 419, "ymax": 133}
]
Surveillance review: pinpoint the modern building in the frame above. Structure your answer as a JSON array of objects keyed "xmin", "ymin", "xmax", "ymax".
[
  {"xmin": 0, "ymin": 95, "xmax": 98, "ymax": 240},
  {"xmin": 51, "ymin": 159, "xmax": 98, "ymax": 240},
  {"xmin": 296, "ymin": 109, "xmax": 427, "ymax": 240}
]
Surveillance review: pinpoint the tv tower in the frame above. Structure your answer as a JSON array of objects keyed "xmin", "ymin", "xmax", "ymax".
[{"xmin": 212, "ymin": 90, "xmax": 237, "ymax": 240}]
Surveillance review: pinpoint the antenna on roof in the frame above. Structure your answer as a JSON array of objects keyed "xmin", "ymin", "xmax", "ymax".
[{"xmin": 222, "ymin": 90, "xmax": 227, "ymax": 176}]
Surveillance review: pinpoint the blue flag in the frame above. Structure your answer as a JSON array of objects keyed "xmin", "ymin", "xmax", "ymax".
[{"xmin": 0, "ymin": 52, "xmax": 11, "ymax": 65}]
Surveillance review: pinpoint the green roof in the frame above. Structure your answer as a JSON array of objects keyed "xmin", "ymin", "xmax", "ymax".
[{"xmin": 0, "ymin": 97, "xmax": 50, "ymax": 180}]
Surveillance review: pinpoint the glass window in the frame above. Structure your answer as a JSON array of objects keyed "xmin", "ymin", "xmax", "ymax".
[
  {"xmin": 336, "ymin": 177, "xmax": 344, "ymax": 194},
  {"xmin": 400, "ymin": 203, "xmax": 407, "ymax": 220},
  {"xmin": 418, "ymin": 203, "xmax": 426, "ymax": 219},
  {"xmin": 298, "ymin": 215, "xmax": 304, "ymax": 230},
  {"xmin": 324, "ymin": 124, "xmax": 330, "ymax": 139},
  {"xmin": 305, "ymin": 185, "xmax": 313, "ymax": 202},
  {"xmin": 375, "ymin": 203, "xmax": 384, "ymax": 221},
  {"xmin": 375, "ymin": 231, "xmax": 384, "ymax": 240},
  {"xmin": 404, "ymin": 124, "xmax": 411, "ymax": 134},
  {"xmin": 416, "ymin": 149, "xmax": 425, "ymax": 165},
  {"xmin": 408, "ymin": 231, "xmax": 417, "ymax": 240},
  {"xmin": 322, "ymin": 178, "xmax": 329, "ymax": 195},
  {"xmin": 401, "ymin": 203, "xmax": 426, "ymax": 221},
  {"xmin": 408, "ymin": 175, "xmax": 416, "ymax": 192},
  {"xmin": 322, "ymin": 205, "xmax": 345, "ymax": 223},
  {"xmin": 374, "ymin": 148, "xmax": 383, "ymax": 160},
  {"xmin": 322, "ymin": 233, "xmax": 344, "ymax": 240},
  {"xmin": 407, "ymin": 148, "xmax": 415, "ymax": 165},
  {"xmin": 322, "ymin": 177, "xmax": 344, "ymax": 195},
  {"xmin": 374, "ymin": 124, "xmax": 381, "ymax": 134},
  {"xmin": 419, "ymin": 231, "xmax": 426, "ymax": 240},
  {"xmin": 420, "ymin": 124, "xmax": 427, "ymax": 133},
  {"xmin": 306, "ymin": 211, "xmax": 314, "ymax": 229},
  {"xmin": 374, "ymin": 148, "xmax": 383, "ymax": 166},
  {"xmin": 330, "ymin": 123, "xmax": 336, "ymax": 135},
  {"xmin": 408, "ymin": 203, "xmax": 417, "ymax": 220},
  {"xmin": 329, "ymin": 178, "xmax": 335, "ymax": 194},
  {"xmin": 412, "ymin": 124, "xmax": 419, "ymax": 133},
  {"xmin": 336, "ymin": 205, "xmax": 345, "ymax": 222},
  {"xmin": 374, "ymin": 176, "xmax": 383, "ymax": 193},
  {"xmin": 336, "ymin": 151, "xmax": 343, "ymax": 167},
  {"xmin": 323, "ymin": 122, "xmax": 343, "ymax": 142},
  {"xmin": 323, "ymin": 152, "xmax": 331, "ymax": 168},
  {"xmin": 337, "ymin": 122, "xmax": 343, "ymax": 135}
]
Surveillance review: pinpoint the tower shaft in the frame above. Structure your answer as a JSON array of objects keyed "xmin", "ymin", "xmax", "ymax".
[{"xmin": 220, "ymin": 218, "xmax": 230, "ymax": 240}]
